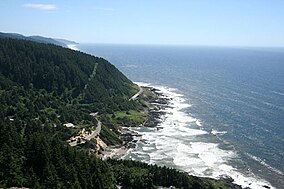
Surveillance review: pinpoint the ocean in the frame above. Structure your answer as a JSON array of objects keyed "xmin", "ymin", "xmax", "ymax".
[{"xmin": 79, "ymin": 44, "xmax": 284, "ymax": 189}]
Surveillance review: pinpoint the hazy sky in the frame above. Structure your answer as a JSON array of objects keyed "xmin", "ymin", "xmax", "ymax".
[{"xmin": 1, "ymin": 0, "xmax": 284, "ymax": 46}]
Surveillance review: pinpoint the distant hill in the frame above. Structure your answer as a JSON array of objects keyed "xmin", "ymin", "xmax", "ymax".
[
  {"xmin": 29, "ymin": 35, "xmax": 67, "ymax": 47},
  {"xmin": 55, "ymin": 38, "xmax": 78, "ymax": 45},
  {"xmin": 0, "ymin": 32, "xmax": 77, "ymax": 47},
  {"xmin": 0, "ymin": 32, "xmax": 27, "ymax": 40}
]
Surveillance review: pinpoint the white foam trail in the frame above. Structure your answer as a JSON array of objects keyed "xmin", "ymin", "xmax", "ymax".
[
  {"xmin": 211, "ymin": 129, "xmax": 227, "ymax": 135},
  {"xmin": 142, "ymin": 146, "xmax": 156, "ymax": 151},
  {"xmin": 196, "ymin": 120, "xmax": 202, "ymax": 127},
  {"xmin": 123, "ymin": 64, "xmax": 138, "ymax": 68},
  {"xmin": 272, "ymin": 90, "xmax": 284, "ymax": 96},
  {"xmin": 128, "ymin": 82, "xmax": 275, "ymax": 189},
  {"xmin": 67, "ymin": 44, "xmax": 79, "ymax": 51},
  {"xmin": 246, "ymin": 153, "xmax": 284, "ymax": 176}
]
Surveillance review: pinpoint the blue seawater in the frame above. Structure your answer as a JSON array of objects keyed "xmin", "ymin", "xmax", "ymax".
[{"xmin": 79, "ymin": 44, "xmax": 284, "ymax": 189}]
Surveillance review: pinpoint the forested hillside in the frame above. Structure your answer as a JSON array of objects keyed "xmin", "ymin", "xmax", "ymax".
[
  {"xmin": 0, "ymin": 38, "xmax": 229, "ymax": 189},
  {"xmin": 0, "ymin": 38, "xmax": 138, "ymax": 188},
  {"xmin": 0, "ymin": 38, "xmax": 138, "ymax": 116}
]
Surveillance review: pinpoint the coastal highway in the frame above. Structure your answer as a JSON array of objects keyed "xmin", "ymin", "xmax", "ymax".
[
  {"xmin": 84, "ymin": 120, "xmax": 101, "ymax": 141},
  {"xmin": 129, "ymin": 85, "xmax": 143, "ymax": 101},
  {"xmin": 69, "ymin": 119, "xmax": 101, "ymax": 146}
]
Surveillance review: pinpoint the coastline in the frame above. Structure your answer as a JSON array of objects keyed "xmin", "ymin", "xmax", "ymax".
[
  {"xmin": 100, "ymin": 82, "xmax": 276, "ymax": 189},
  {"xmin": 99, "ymin": 83, "xmax": 168, "ymax": 160},
  {"xmin": 67, "ymin": 44, "xmax": 79, "ymax": 51},
  {"xmin": 99, "ymin": 82, "xmax": 245, "ymax": 189},
  {"xmin": 70, "ymin": 43, "xmax": 277, "ymax": 189}
]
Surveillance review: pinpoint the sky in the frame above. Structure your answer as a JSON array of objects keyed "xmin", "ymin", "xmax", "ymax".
[{"xmin": 1, "ymin": 0, "xmax": 284, "ymax": 47}]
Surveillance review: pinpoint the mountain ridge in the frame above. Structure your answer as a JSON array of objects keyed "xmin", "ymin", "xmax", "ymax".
[{"xmin": 0, "ymin": 32, "xmax": 77, "ymax": 48}]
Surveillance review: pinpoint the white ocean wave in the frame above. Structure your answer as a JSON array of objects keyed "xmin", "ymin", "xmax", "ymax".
[
  {"xmin": 211, "ymin": 129, "xmax": 227, "ymax": 135},
  {"xmin": 246, "ymin": 153, "xmax": 284, "ymax": 176},
  {"xmin": 67, "ymin": 44, "xmax": 79, "ymax": 51},
  {"xmin": 129, "ymin": 82, "xmax": 275, "ymax": 189},
  {"xmin": 196, "ymin": 120, "xmax": 202, "ymax": 127},
  {"xmin": 272, "ymin": 90, "xmax": 284, "ymax": 96}
]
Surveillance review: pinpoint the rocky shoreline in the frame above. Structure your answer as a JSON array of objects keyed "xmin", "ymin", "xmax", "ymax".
[
  {"xmin": 101, "ymin": 85, "xmax": 246, "ymax": 189},
  {"xmin": 99, "ymin": 86, "xmax": 168, "ymax": 159},
  {"xmin": 120, "ymin": 87, "xmax": 169, "ymax": 147}
]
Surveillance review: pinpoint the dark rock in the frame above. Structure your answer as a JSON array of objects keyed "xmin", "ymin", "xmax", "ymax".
[{"xmin": 217, "ymin": 175, "xmax": 244, "ymax": 189}]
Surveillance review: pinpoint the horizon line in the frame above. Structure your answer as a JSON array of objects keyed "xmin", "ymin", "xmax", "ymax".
[
  {"xmin": 1, "ymin": 31, "xmax": 284, "ymax": 49},
  {"xmin": 77, "ymin": 42, "xmax": 284, "ymax": 49}
]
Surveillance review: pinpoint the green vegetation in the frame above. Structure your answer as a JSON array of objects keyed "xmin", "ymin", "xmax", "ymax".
[
  {"xmin": 108, "ymin": 159, "xmax": 228, "ymax": 189},
  {"xmin": 0, "ymin": 37, "xmax": 141, "ymax": 141},
  {"xmin": 100, "ymin": 125, "xmax": 122, "ymax": 146},
  {"xmin": 0, "ymin": 38, "xmax": 229, "ymax": 188},
  {"xmin": 0, "ymin": 38, "xmax": 136, "ymax": 188},
  {"xmin": 0, "ymin": 121, "xmax": 115, "ymax": 188},
  {"xmin": 0, "ymin": 38, "xmax": 139, "ymax": 114},
  {"xmin": 138, "ymin": 87, "xmax": 158, "ymax": 109},
  {"xmin": 111, "ymin": 110, "xmax": 146, "ymax": 126}
]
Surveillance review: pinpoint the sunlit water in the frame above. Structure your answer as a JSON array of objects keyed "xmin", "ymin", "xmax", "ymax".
[{"xmin": 79, "ymin": 44, "xmax": 284, "ymax": 189}]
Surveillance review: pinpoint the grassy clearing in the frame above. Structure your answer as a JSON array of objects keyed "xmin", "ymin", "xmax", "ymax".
[
  {"xmin": 142, "ymin": 87, "xmax": 156, "ymax": 98},
  {"xmin": 110, "ymin": 110, "xmax": 146, "ymax": 126}
]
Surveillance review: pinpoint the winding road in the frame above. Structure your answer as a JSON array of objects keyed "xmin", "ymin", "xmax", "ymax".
[
  {"xmin": 69, "ymin": 119, "xmax": 101, "ymax": 147},
  {"xmin": 129, "ymin": 85, "xmax": 143, "ymax": 101},
  {"xmin": 85, "ymin": 120, "xmax": 101, "ymax": 141}
]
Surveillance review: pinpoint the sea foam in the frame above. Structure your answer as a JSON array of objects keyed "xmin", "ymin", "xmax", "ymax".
[
  {"xmin": 125, "ymin": 82, "xmax": 275, "ymax": 189},
  {"xmin": 67, "ymin": 44, "xmax": 79, "ymax": 51}
]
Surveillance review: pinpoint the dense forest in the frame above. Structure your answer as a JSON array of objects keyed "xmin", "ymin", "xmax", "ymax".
[{"xmin": 0, "ymin": 38, "xmax": 229, "ymax": 188}]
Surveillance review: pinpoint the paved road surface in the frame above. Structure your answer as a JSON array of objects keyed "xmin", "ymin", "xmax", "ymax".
[
  {"xmin": 129, "ymin": 85, "xmax": 143, "ymax": 101},
  {"xmin": 69, "ymin": 119, "xmax": 101, "ymax": 146},
  {"xmin": 85, "ymin": 120, "xmax": 101, "ymax": 140}
]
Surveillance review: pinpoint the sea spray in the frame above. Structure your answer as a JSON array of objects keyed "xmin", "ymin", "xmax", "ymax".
[
  {"xmin": 124, "ymin": 82, "xmax": 275, "ymax": 189},
  {"xmin": 79, "ymin": 44, "xmax": 284, "ymax": 189}
]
